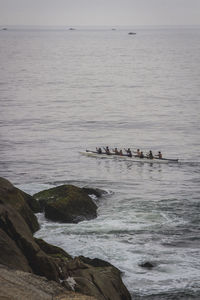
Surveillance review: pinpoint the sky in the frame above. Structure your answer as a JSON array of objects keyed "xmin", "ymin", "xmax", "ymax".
[{"xmin": 1, "ymin": 0, "xmax": 200, "ymax": 26}]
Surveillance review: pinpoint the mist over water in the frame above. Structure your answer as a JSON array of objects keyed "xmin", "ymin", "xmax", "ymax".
[{"xmin": 0, "ymin": 26, "xmax": 200, "ymax": 299}]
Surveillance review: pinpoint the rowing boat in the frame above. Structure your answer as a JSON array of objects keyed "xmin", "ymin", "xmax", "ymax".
[
  {"xmin": 81, "ymin": 150, "xmax": 179, "ymax": 164},
  {"xmin": 80, "ymin": 150, "xmax": 179, "ymax": 164}
]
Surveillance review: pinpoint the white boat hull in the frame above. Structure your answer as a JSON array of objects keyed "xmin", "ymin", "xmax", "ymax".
[{"xmin": 80, "ymin": 151, "xmax": 178, "ymax": 164}]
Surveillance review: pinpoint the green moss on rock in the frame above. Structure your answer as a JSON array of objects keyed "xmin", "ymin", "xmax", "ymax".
[{"xmin": 34, "ymin": 185, "xmax": 97, "ymax": 223}]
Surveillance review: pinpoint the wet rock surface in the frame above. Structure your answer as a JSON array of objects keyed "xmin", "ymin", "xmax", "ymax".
[
  {"xmin": 139, "ymin": 261, "xmax": 155, "ymax": 269},
  {"xmin": 34, "ymin": 185, "xmax": 98, "ymax": 223},
  {"xmin": 82, "ymin": 187, "xmax": 105, "ymax": 198},
  {"xmin": 0, "ymin": 177, "xmax": 131, "ymax": 300}
]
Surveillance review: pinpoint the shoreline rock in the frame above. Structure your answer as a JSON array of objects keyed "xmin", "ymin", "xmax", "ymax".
[
  {"xmin": 0, "ymin": 177, "xmax": 131, "ymax": 300},
  {"xmin": 0, "ymin": 264, "xmax": 97, "ymax": 300},
  {"xmin": 34, "ymin": 185, "xmax": 98, "ymax": 223},
  {"xmin": 0, "ymin": 177, "xmax": 40, "ymax": 233}
]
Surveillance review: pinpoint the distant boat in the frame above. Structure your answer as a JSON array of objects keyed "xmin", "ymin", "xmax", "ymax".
[
  {"xmin": 128, "ymin": 32, "xmax": 136, "ymax": 35},
  {"xmin": 2, "ymin": 28, "xmax": 7, "ymax": 31},
  {"xmin": 69, "ymin": 28, "xmax": 76, "ymax": 30},
  {"xmin": 112, "ymin": 28, "xmax": 116, "ymax": 31}
]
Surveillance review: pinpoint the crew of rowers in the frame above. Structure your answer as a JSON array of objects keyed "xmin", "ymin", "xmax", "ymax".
[{"xmin": 96, "ymin": 147, "xmax": 162, "ymax": 159}]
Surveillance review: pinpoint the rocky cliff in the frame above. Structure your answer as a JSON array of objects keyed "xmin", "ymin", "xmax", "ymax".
[
  {"xmin": 0, "ymin": 177, "xmax": 131, "ymax": 300},
  {"xmin": 0, "ymin": 264, "xmax": 97, "ymax": 300}
]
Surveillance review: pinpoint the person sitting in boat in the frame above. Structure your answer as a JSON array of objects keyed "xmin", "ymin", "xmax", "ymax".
[
  {"xmin": 135, "ymin": 149, "xmax": 141, "ymax": 156},
  {"xmin": 140, "ymin": 151, "xmax": 144, "ymax": 158},
  {"xmin": 119, "ymin": 149, "xmax": 123, "ymax": 156},
  {"xmin": 113, "ymin": 147, "xmax": 119, "ymax": 155},
  {"xmin": 96, "ymin": 147, "xmax": 102, "ymax": 154},
  {"xmin": 148, "ymin": 150, "xmax": 154, "ymax": 159},
  {"xmin": 104, "ymin": 146, "xmax": 111, "ymax": 155},
  {"xmin": 124, "ymin": 148, "xmax": 132, "ymax": 157},
  {"xmin": 157, "ymin": 151, "xmax": 162, "ymax": 159}
]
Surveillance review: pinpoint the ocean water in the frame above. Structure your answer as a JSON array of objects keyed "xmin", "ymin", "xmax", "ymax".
[{"xmin": 0, "ymin": 26, "xmax": 200, "ymax": 299}]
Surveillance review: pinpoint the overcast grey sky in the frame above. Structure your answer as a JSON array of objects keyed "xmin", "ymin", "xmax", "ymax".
[{"xmin": 1, "ymin": 0, "xmax": 200, "ymax": 26}]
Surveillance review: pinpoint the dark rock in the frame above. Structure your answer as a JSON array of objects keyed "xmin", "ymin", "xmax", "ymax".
[
  {"xmin": 139, "ymin": 261, "xmax": 155, "ymax": 269},
  {"xmin": 82, "ymin": 187, "xmax": 105, "ymax": 198},
  {"xmin": 35, "ymin": 238, "xmax": 72, "ymax": 260},
  {"xmin": 0, "ymin": 264, "xmax": 97, "ymax": 300},
  {"xmin": 0, "ymin": 177, "xmax": 40, "ymax": 233},
  {"xmin": 79, "ymin": 256, "xmax": 113, "ymax": 268},
  {"xmin": 0, "ymin": 204, "xmax": 36, "ymax": 272},
  {"xmin": 66, "ymin": 257, "xmax": 131, "ymax": 300},
  {"xmin": 0, "ymin": 227, "xmax": 32, "ymax": 272},
  {"xmin": 34, "ymin": 185, "xmax": 97, "ymax": 223},
  {"xmin": 21, "ymin": 190, "xmax": 41, "ymax": 213},
  {"xmin": 0, "ymin": 201, "xmax": 131, "ymax": 299},
  {"xmin": 0, "ymin": 177, "xmax": 131, "ymax": 300},
  {"xmin": 0, "ymin": 201, "xmax": 61, "ymax": 280}
]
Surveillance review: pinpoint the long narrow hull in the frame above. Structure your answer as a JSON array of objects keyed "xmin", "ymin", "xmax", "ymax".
[{"xmin": 80, "ymin": 151, "xmax": 179, "ymax": 164}]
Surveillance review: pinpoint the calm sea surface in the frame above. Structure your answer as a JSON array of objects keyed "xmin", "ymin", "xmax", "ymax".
[{"xmin": 0, "ymin": 26, "xmax": 200, "ymax": 299}]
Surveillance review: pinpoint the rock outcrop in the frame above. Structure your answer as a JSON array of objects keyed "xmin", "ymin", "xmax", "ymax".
[
  {"xmin": 0, "ymin": 177, "xmax": 40, "ymax": 233},
  {"xmin": 0, "ymin": 177, "xmax": 131, "ymax": 300},
  {"xmin": 0, "ymin": 264, "xmax": 97, "ymax": 300},
  {"xmin": 34, "ymin": 185, "xmax": 98, "ymax": 223},
  {"xmin": 65, "ymin": 256, "xmax": 131, "ymax": 300}
]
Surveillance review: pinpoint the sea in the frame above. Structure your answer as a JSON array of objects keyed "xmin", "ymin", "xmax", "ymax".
[{"xmin": 0, "ymin": 25, "xmax": 200, "ymax": 299}]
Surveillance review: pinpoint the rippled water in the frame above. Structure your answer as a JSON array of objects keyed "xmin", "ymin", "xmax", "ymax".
[{"xmin": 0, "ymin": 26, "xmax": 200, "ymax": 299}]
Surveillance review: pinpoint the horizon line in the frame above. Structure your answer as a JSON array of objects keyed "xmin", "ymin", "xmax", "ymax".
[{"xmin": 1, "ymin": 24, "xmax": 200, "ymax": 27}]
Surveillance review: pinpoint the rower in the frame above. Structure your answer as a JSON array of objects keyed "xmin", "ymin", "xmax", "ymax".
[
  {"xmin": 104, "ymin": 146, "xmax": 111, "ymax": 155},
  {"xmin": 113, "ymin": 147, "xmax": 119, "ymax": 155},
  {"xmin": 148, "ymin": 150, "xmax": 154, "ymax": 159},
  {"xmin": 96, "ymin": 147, "xmax": 102, "ymax": 154},
  {"xmin": 140, "ymin": 151, "xmax": 144, "ymax": 158},
  {"xmin": 119, "ymin": 149, "xmax": 123, "ymax": 156},
  {"xmin": 124, "ymin": 148, "xmax": 132, "ymax": 157},
  {"xmin": 157, "ymin": 151, "xmax": 162, "ymax": 159},
  {"xmin": 136, "ymin": 149, "xmax": 141, "ymax": 156}
]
